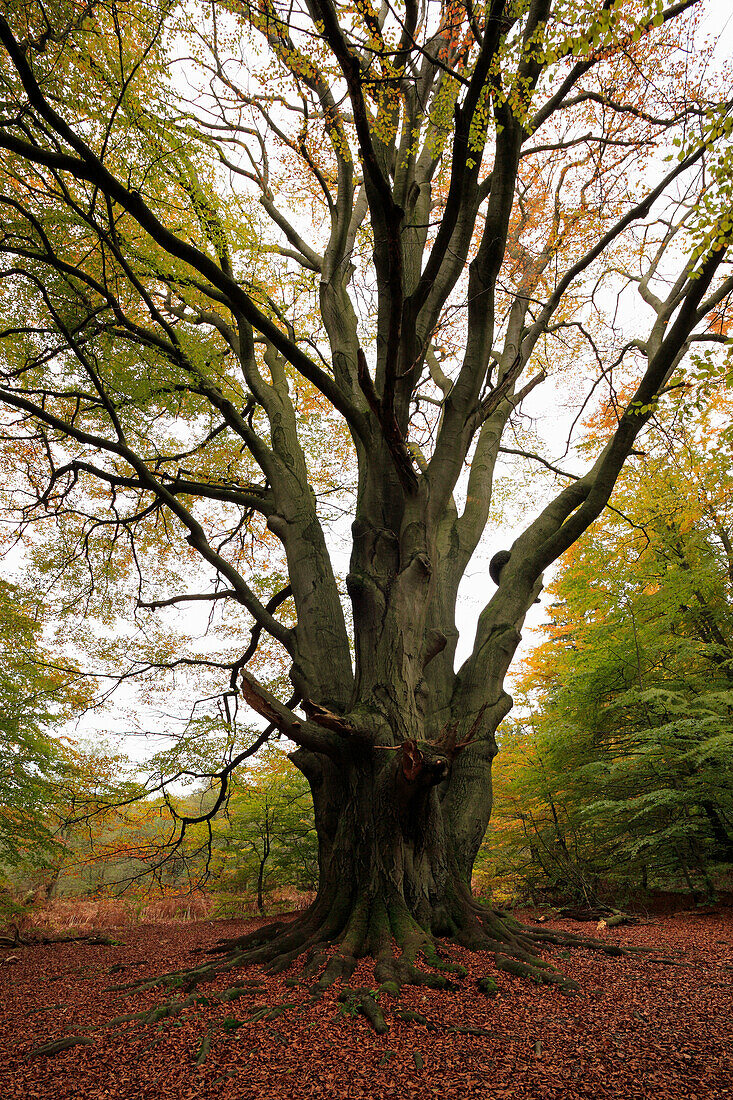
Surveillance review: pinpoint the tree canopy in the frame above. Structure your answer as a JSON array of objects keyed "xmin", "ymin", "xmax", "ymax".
[{"xmin": 0, "ymin": 0, "xmax": 731, "ymax": 1009}]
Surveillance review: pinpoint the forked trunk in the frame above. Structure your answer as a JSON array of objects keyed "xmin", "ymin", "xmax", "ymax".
[{"xmin": 214, "ymin": 536, "xmax": 589, "ymax": 1024}]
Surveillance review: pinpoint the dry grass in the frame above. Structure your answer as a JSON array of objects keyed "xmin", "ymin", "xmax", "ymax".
[
  {"xmin": 269, "ymin": 887, "xmax": 315, "ymax": 911},
  {"xmin": 22, "ymin": 894, "xmax": 213, "ymax": 932},
  {"xmin": 20, "ymin": 888, "xmax": 316, "ymax": 933},
  {"xmin": 141, "ymin": 895, "xmax": 213, "ymax": 922},
  {"xmin": 24, "ymin": 897, "xmax": 135, "ymax": 931},
  {"xmin": 211, "ymin": 887, "xmax": 315, "ymax": 920}
]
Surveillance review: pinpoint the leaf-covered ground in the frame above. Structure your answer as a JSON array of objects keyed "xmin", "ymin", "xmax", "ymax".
[{"xmin": 2, "ymin": 908, "xmax": 731, "ymax": 1099}]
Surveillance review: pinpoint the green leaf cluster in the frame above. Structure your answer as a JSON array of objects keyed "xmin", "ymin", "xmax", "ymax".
[
  {"xmin": 486, "ymin": 411, "xmax": 733, "ymax": 905},
  {"xmin": 0, "ymin": 580, "xmax": 93, "ymax": 874}
]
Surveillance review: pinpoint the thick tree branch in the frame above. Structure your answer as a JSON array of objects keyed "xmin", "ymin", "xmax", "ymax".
[{"xmin": 239, "ymin": 671, "xmax": 343, "ymax": 757}]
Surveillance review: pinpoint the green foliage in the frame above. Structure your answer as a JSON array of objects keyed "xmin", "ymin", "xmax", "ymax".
[
  {"xmin": 0, "ymin": 579, "xmax": 93, "ymax": 875},
  {"xmin": 213, "ymin": 748, "xmax": 317, "ymax": 907},
  {"xmin": 488, "ymin": 411, "xmax": 733, "ymax": 905}
]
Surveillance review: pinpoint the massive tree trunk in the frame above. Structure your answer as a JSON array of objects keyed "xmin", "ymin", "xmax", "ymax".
[
  {"xmin": 226, "ymin": 541, "xmax": 570, "ymax": 1015},
  {"xmin": 210, "ymin": 710, "xmax": 599, "ymax": 1034}
]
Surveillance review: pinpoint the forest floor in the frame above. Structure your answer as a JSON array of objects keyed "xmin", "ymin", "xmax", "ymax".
[{"xmin": 1, "ymin": 906, "xmax": 731, "ymax": 1100}]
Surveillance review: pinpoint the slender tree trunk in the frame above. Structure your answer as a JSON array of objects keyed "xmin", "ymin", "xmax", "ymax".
[
  {"xmin": 701, "ymin": 800, "xmax": 733, "ymax": 860},
  {"xmin": 256, "ymin": 836, "xmax": 270, "ymax": 913}
]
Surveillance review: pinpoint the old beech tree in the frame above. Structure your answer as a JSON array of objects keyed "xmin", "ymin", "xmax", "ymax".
[{"xmin": 0, "ymin": 0, "xmax": 731, "ymax": 1007}]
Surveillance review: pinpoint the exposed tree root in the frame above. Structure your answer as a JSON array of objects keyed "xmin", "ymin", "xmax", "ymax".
[
  {"xmin": 29, "ymin": 1035, "xmax": 96, "ymax": 1058},
  {"xmin": 3, "ymin": 927, "xmax": 121, "ymax": 948},
  {"xmin": 162, "ymin": 891, "xmax": 642, "ymax": 1033},
  {"xmin": 193, "ymin": 1023, "xmax": 213, "ymax": 1066},
  {"xmin": 34, "ymin": 895, "xmax": 650, "ymax": 1052}
]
